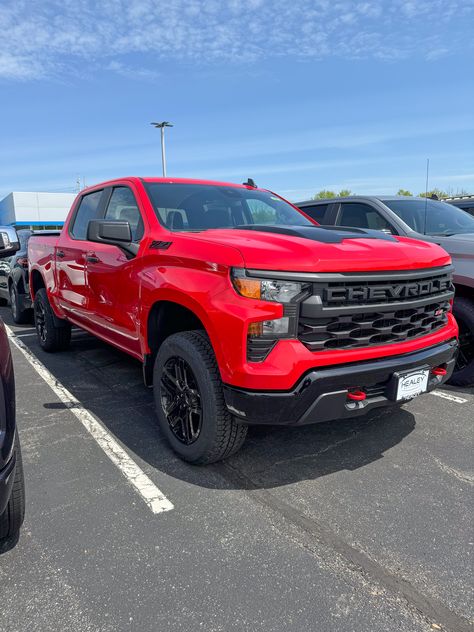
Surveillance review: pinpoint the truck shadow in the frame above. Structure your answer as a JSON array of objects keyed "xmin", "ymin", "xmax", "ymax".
[
  {"xmin": 3, "ymin": 310, "xmax": 417, "ymax": 491},
  {"xmin": 31, "ymin": 333, "xmax": 416, "ymax": 491}
]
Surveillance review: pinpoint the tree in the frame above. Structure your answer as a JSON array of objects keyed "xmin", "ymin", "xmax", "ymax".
[
  {"xmin": 313, "ymin": 189, "xmax": 352, "ymax": 199},
  {"xmin": 397, "ymin": 189, "xmax": 413, "ymax": 196},
  {"xmin": 419, "ymin": 188, "xmax": 448, "ymax": 199},
  {"xmin": 313, "ymin": 190, "xmax": 336, "ymax": 199}
]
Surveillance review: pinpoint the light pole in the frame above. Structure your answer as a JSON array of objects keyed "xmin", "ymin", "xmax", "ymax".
[{"xmin": 151, "ymin": 121, "xmax": 173, "ymax": 177}]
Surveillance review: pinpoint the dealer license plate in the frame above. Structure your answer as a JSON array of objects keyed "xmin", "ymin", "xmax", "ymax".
[{"xmin": 396, "ymin": 368, "xmax": 429, "ymax": 401}]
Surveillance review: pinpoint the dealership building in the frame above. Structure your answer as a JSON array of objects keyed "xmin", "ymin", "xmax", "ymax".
[{"xmin": 0, "ymin": 192, "xmax": 76, "ymax": 230}]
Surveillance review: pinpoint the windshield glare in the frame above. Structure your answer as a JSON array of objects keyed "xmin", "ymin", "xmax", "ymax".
[
  {"xmin": 383, "ymin": 199, "xmax": 474, "ymax": 235},
  {"xmin": 145, "ymin": 183, "xmax": 312, "ymax": 231}
]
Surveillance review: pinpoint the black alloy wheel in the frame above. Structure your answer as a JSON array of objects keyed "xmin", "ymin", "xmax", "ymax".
[
  {"xmin": 160, "ymin": 356, "xmax": 203, "ymax": 445},
  {"xmin": 456, "ymin": 317, "xmax": 473, "ymax": 372},
  {"xmin": 9, "ymin": 285, "xmax": 18, "ymax": 321},
  {"xmin": 34, "ymin": 297, "xmax": 47, "ymax": 344}
]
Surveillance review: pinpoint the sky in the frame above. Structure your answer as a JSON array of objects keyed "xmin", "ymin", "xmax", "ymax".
[{"xmin": 0, "ymin": 0, "xmax": 473, "ymax": 202}]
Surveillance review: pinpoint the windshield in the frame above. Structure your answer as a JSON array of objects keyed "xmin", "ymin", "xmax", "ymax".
[
  {"xmin": 145, "ymin": 183, "xmax": 312, "ymax": 231},
  {"xmin": 383, "ymin": 199, "xmax": 474, "ymax": 236}
]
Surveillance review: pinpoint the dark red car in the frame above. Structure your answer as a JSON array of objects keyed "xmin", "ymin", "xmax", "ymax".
[{"xmin": 0, "ymin": 227, "xmax": 25, "ymax": 545}]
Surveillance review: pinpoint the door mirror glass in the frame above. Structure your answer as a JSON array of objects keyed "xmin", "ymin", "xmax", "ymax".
[{"xmin": 0, "ymin": 227, "xmax": 20, "ymax": 259}]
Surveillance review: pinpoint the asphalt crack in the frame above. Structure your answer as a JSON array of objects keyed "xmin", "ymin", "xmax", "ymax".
[{"xmin": 219, "ymin": 462, "xmax": 473, "ymax": 632}]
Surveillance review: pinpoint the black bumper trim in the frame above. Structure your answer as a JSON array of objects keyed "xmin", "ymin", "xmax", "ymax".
[{"xmin": 223, "ymin": 339, "xmax": 458, "ymax": 426}]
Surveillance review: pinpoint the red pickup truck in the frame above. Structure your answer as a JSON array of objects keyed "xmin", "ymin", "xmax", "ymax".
[{"xmin": 28, "ymin": 177, "xmax": 458, "ymax": 463}]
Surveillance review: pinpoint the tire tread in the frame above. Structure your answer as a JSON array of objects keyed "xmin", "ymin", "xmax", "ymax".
[{"xmin": 155, "ymin": 330, "xmax": 247, "ymax": 464}]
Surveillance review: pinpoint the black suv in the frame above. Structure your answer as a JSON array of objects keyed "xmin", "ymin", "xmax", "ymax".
[
  {"xmin": 0, "ymin": 227, "xmax": 25, "ymax": 546},
  {"xmin": 445, "ymin": 196, "xmax": 474, "ymax": 217},
  {"xmin": 297, "ymin": 196, "xmax": 474, "ymax": 386},
  {"xmin": 0, "ymin": 229, "xmax": 33, "ymax": 324}
]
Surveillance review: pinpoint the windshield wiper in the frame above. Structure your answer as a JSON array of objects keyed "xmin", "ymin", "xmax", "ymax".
[{"xmin": 428, "ymin": 231, "xmax": 458, "ymax": 236}]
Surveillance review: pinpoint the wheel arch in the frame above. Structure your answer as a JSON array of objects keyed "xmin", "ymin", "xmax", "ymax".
[
  {"xmin": 142, "ymin": 295, "xmax": 221, "ymax": 387},
  {"xmin": 29, "ymin": 268, "xmax": 46, "ymax": 299}
]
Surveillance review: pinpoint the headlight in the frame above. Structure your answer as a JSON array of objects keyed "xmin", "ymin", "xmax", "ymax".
[{"xmin": 231, "ymin": 268, "xmax": 304, "ymax": 303}]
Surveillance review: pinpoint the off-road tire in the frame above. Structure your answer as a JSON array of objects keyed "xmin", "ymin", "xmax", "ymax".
[
  {"xmin": 153, "ymin": 331, "xmax": 247, "ymax": 464},
  {"xmin": 450, "ymin": 297, "xmax": 474, "ymax": 387},
  {"xmin": 34, "ymin": 288, "xmax": 71, "ymax": 352},
  {"xmin": 0, "ymin": 436, "xmax": 25, "ymax": 542},
  {"xmin": 9, "ymin": 283, "xmax": 30, "ymax": 324}
]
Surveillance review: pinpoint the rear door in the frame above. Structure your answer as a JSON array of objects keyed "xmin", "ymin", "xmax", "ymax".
[
  {"xmin": 85, "ymin": 185, "xmax": 146, "ymax": 356},
  {"xmin": 55, "ymin": 189, "xmax": 105, "ymax": 323}
]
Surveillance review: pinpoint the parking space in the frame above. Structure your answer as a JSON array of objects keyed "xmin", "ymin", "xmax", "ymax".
[{"xmin": 0, "ymin": 306, "xmax": 472, "ymax": 632}]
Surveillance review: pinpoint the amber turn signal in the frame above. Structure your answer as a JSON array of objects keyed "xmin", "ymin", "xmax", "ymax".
[{"xmin": 232, "ymin": 277, "xmax": 261, "ymax": 299}]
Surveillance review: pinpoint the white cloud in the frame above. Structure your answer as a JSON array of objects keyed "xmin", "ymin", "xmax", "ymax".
[{"xmin": 0, "ymin": 0, "xmax": 472, "ymax": 80}]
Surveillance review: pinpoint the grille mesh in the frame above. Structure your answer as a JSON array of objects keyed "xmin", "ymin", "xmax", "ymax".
[{"xmin": 298, "ymin": 269, "xmax": 453, "ymax": 352}]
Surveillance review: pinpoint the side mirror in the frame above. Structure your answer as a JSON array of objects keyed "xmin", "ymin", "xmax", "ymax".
[
  {"xmin": 87, "ymin": 220, "xmax": 138, "ymax": 257},
  {"xmin": 0, "ymin": 227, "xmax": 20, "ymax": 259}
]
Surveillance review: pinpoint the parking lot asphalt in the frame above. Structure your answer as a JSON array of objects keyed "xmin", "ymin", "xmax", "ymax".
[{"xmin": 0, "ymin": 306, "xmax": 472, "ymax": 632}]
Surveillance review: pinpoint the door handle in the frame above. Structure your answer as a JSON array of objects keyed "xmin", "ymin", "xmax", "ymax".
[
  {"xmin": 56, "ymin": 250, "xmax": 65, "ymax": 258},
  {"xmin": 86, "ymin": 255, "xmax": 100, "ymax": 263}
]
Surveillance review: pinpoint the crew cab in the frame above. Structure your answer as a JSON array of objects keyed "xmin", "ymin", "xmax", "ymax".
[
  {"xmin": 28, "ymin": 178, "xmax": 458, "ymax": 463},
  {"xmin": 297, "ymin": 195, "xmax": 474, "ymax": 386}
]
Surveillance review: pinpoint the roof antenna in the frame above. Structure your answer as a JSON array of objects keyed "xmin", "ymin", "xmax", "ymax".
[
  {"xmin": 423, "ymin": 158, "xmax": 429, "ymax": 235},
  {"xmin": 243, "ymin": 178, "xmax": 257, "ymax": 188}
]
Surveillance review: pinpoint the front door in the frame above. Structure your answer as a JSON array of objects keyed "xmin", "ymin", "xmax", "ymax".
[{"xmin": 85, "ymin": 186, "xmax": 145, "ymax": 357}]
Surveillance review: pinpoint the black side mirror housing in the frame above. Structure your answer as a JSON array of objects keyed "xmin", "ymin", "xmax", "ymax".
[
  {"xmin": 87, "ymin": 220, "xmax": 138, "ymax": 257},
  {"xmin": 0, "ymin": 227, "xmax": 20, "ymax": 259}
]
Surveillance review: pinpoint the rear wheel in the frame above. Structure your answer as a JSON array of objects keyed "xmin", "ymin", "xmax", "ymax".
[
  {"xmin": 34, "ymin": 288, "xmax": 71, "ymax": 352},
  {"xmin": 153, "ymin": 331, "xmax": 247, "ymax": 464},
  {"xmin": 0, "ymin": 436, "xmax": 25, "ymax": 542},
  {"xmin": 9, "ymin": 283, "xmax": 30, "ymax": 324},
  {"xmin": 449, "ymin": 297, "xmax": 474, "ymax": 387}
]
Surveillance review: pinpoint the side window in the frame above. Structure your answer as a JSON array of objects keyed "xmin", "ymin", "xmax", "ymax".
[
  {"xmin": 337, "ymin": 203, "xmax": 394, "ymax": 232},
  {"xmin": 70, "ymin": 190, "xmax": 103, "ymax": 240},
  {"xmin": 300, "ymin": 204, "xmax": 328, "ymax": 223},
  {"xmin": 104, "ymin": 187, "xmax": 144, "ymax": 242}
]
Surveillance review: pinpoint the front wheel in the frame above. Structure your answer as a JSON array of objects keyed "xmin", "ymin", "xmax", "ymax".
[
  {"xmin": 153, "ymin": 331, "xmax": 247, "ymax": 464},
  {"xmin": 34, "ymin": 288, "xmax": 71, "ymax": 352},
  {"xmin": 449, "ymin": 297, "xmax": 474, "ymax": 387}
]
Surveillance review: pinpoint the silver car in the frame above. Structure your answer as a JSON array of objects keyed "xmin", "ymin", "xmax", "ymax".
[{"xmin": 297, "ymin": 196, "xmax": 474, "ymax": 386}]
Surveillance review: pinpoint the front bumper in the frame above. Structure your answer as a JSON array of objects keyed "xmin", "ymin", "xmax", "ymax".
[
  {"xmin": 0, "ymin": 452, "xmax": 16, "ymax": 516},
  {"xmin": 223, "ymin": 338, "xmax": 458, "ymax": 425}
]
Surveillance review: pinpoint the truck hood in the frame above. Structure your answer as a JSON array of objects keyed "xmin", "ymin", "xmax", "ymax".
[
  {"xmin": 191, "ymin": 225, "xmax": 451, "ymax": 272},
  {"xmin": 429, "ymin": 232, "xmax": 474, "ymax": 257}
]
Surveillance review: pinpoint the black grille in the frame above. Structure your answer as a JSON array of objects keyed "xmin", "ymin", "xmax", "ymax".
[
  {"xmin": 247, "ymin": 339, "xmax": 277, "ymax": 362},
  {"xmin": 298, "ymin": 268, "xmax": 454, "ymax": 352}
]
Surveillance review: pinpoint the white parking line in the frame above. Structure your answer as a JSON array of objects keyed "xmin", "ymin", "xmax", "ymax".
[
  {"xmin": 430, "ymin": 390, "xmax": 468, "ymax": 404},
  {"xmin": 6, "ymin": 326, "xmax": 174, "ymax": 515}
]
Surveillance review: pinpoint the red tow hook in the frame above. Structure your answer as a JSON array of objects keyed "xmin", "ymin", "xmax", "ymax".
[
  {"xmin": 432, "ymin": 366, "xmax": 447, "ymax": 376},
  {"xmin": 347, "ymin": 390, "xmax": 366, "ymax": 401}
]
